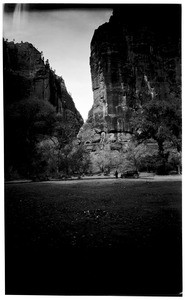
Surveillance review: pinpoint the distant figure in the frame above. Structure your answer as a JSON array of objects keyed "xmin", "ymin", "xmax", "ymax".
[{"xmin": 115, "ymin": 170, "xmax": 118, "ymax": 178}]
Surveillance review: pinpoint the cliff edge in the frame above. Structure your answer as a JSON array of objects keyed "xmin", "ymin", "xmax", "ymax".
[
  {"xmin": 78, "ymin": 5, "xmax": 181, "ymax": 152},
  {"xmin": 3, "ymin": 40, "xmax": 83, "ymax": 131}
]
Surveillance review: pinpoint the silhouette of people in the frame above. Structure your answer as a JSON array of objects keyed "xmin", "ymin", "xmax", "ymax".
[{"xmin": 115, "ymin": 170, "xmax": 118, "ymax": 178}]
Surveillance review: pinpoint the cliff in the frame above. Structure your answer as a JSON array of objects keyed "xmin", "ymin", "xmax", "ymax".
[
  {"xmin": 78, "ymin": 5, "xmax": 181, "ymax": 151},
  {"xmin": 3, "ymin": 40, "xmax": 83, "ymax": 130}
]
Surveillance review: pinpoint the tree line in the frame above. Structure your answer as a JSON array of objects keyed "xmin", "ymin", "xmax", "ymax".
[
  {"xmin": 4, "ymin": 98, "xmax": 89, "ymax": 180},
  {"xmin": 4, "ymin": 88, "xmax": 181, "ymax": 180}
]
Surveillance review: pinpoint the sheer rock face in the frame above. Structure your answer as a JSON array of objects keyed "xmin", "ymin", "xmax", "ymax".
[
  {"xmin": 78, "ymin": 5, "xmax": 181, "ymax": 150},
  {"xmin": 3, "ymin": 40, "xmax": 83, "ymax": 130}
]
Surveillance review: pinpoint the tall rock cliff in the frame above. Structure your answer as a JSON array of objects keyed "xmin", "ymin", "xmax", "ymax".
[
  {"xmin": 3, "ymin": 40, "xmax": 83, "ymax": 131},
  {"xmin": 78, "ymin": 5, "xmax": 181, "ymax": 151}
]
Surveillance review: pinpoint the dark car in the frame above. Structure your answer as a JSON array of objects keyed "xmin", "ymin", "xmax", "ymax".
[{"xmin": 120, "ymin": 170, "xmax": 139, "ymax": 179}]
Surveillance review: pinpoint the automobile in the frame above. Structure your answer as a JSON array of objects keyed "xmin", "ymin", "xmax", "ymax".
[{"xmin": 120, "ymin": 170, "xmax": 139, "ymax": 179}]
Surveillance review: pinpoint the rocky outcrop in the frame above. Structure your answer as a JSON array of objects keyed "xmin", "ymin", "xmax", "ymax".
[
  {"xmin": 3, "ymin": 40, "xmax": 83, "ymax": 130},
  {"xmin": 78, "ymin": 5, "xmax": 181, "ymax": 151}
]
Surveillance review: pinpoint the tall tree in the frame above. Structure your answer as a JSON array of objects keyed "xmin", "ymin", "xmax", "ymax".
[
  {"xmin": 131, "ymin": 95, "xmax": 181, "ymax": 173},
  {"xmin": 4, "ymin": 98, "xmax": 57, "ymax": 178}
]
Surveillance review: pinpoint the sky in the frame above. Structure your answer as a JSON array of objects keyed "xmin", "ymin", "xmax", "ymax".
[{"xmin": 3, "ymin": 4, "xmax": 112, "ymax": 121}]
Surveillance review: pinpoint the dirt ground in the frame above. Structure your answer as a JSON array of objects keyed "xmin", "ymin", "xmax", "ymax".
[{"xmin": 5, "ymin": 177, "xmax": 182, "ymax": 296}]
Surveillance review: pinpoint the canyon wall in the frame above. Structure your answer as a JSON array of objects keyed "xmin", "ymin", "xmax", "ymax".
[
  {"xmin": 78, "ymin": 5, "xmax": 181, "ymax": 152},
  {"xmin": 3, "ymin": 40, "xmax": 83, "ymax": 131}
]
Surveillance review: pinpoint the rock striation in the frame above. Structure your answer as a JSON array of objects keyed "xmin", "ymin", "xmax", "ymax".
[
  {"xmin": 3, "ymin": 39, "xmax": 83, "ymax": 131},
  {"xmin": 78, "ymin": 5, "xmax": 181, "ymax": 151}
]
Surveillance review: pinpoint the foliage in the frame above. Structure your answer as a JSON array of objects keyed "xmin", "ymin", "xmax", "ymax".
[
  {"xmin": 130, "ymin": 95, "xmax": 181, "ymax": 174},
  {"xmin": 68, "ymin": 144, "xmax": 91, "ymax": 175},
  {"xmin": 5, "ymin": 100, "xmax": 87, "ymax": 180},
  {"xmin": 37, "ymin": 139, "xmax": 91, "ymax": 178},
  {"xmin": 90, "ymin": 150, "xmax": 113, "ymax": 174},
  {"xmin": 131, "ymin": 97, "xmax": 181, "ymax": 151},
  {"xmin": 53, "ymin": 114, "xmax": 78, "ymax": 147},
  {"xmin": 5, "ymin": 98, "xmax": 57, "ymax": 179},
  {"xmin": 123, "ymin": 142, "xmax": 142, "ymax": 171},
  {"xmin": 122, "ymin": 140, "xmax": 182, "ymax": 175},
  {"xmin": 36, "ymin": 138, "xmax": 59, "ymax": 178},
  {"xmin": 42, "ymin": 114, "xmax": 89, "ymax": 177},
  {"xmin": 167, "ymin": 148, "xmax": 182, "ymax": 174}
]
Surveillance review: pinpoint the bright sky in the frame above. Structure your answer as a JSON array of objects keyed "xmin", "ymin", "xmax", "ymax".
[{"xmin": 3, "ymin": 5, "xmax": 112, "ymax": 121}]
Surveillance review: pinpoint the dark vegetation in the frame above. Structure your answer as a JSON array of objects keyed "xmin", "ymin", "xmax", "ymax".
[
  {"xmin": 4, "ymin": 97, "xmax": 89, "ymax": 180},
  {"xmin": 4, "ymin": 37, "xmax": 181, "ymax": 180},
  {"xmin": 3, "ymin": 39, "xmax": 86, "ymax": 181},
  {"xmin": 5, "ymin": 180, "xmax": 182, "ymax": 295},
  {"xmin": 4, "ymin": 80, "xmax": 181, "ymax": 180},
  {"xmin": 131, "ymin": 91, "xmax": 181, "ymax": 175}
]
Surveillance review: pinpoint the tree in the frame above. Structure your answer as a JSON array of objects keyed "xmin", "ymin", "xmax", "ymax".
[
  {"xmin": 123, "ymin": 141, "xmax": 159, "ymax": 172},
  {"xmin": 91, "ymin": 149, "xmax": 112, "ymax": 174},
  {"xmin": 37, "ymin": 113, "xmax": 88, "ymax": 178},
  {"xmin": 131, "ymin": 96, "xmax": 181, "ymax": 174},
  {"xmin": 123, "ymin": 142, "xmax": 144, "ymax": 171},
  {"xmin": 48, "ymin": 114, "xmax": 82, "ymax": 176},
  {"xmin": 167, "ymin": 148, "xmax": 182, "ymax": 174},
  {"xmin": 4, "ymin": 98, "xmax": 57, "ymax": 179},
  {"xmin": 5, "ymin": 98, "xmax": 84, "ymax": 180},
  {"xmin": 37, "ymin": 139, "xmax": 91, "ymax": 178},
  {"xmin": 36, "ymin": 138, "xmax": 59, "ymax": 178},
  {"xmin": 69, "ymin": 144, "xmax": 91, "ymax": 175}
]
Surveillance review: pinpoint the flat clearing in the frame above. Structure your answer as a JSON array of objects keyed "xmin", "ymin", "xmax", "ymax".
[{"xmin": 5, "ymin": 178, "xmax": 182, "ymax": 296}]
